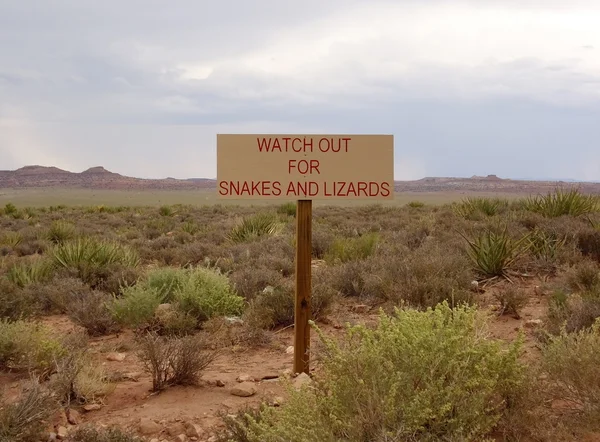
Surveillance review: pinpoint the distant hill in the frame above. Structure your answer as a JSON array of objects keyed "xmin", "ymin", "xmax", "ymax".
[{"xmin": 1, "ymin": 166, "xmax": 599, "ymax": 194}]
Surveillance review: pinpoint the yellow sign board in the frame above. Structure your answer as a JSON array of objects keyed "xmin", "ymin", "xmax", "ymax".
[{"xmin": 216, "ymin": 134, "xmax": 394, "ymax": 199}]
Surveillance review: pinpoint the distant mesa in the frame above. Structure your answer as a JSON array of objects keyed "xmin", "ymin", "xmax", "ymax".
[
  {"xmin": 81, "ymin": 166, "xmax": 113, "ymax": 174},
  {"xmin": 471, "ymin": 174, "xmax": 503, "ymax": 181},
  {"xmin": 14, "ymin": 165, "xmax": 71, "ymax": 175}
]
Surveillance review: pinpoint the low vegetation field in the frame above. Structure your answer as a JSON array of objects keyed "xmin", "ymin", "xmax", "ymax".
[{"xmin": 1, "ymin": 188, "xmax": 600, "ymax": 441}]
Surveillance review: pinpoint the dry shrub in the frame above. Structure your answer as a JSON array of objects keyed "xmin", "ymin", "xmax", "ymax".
[
  {"xmin": 32, "ymin": 276, "xmax": 93, "ymax": 314},
  {"xmin": 230, "ymin": 267, "xmax": 285, "ymax": 300},
  {"xmin": 202, "ymin": 316, "xmax": 271, "ymax": 349},
  {"xmin": 493, "ymin": 285, "xmax": 528, "ymax": 319},
  {"xmin": 137, "ymin": 332, "xmax": 218, "ymax": 392},
  {"xmin": 66, "ymin": 291, "xmax": 120, "ymax": 336},
  {"xmin": 50, "ymin": 332, "xmax": 114, "ymax": 406},
  {"xmin": 566, "ymin": 259, "xmax": 600, "ymax": 292},
  {"xmin": 546, "ymin": 289, "xmax": 600, "ymax": 336},
  {"xmin": 67, "ymin": 426, "xmax": 142, "ymax": 442},
  {"xmin": 541, "ymin": 318, "xmax": 600, "ymax": 431},
  {"xmin": 324, "ymin": 232, "xmax": 379, "ymax": 264},
  {"xmin": 0, "ymin": 277, "xmax": 39, "ymax": 320},
  {"xmin": 0, "ymin": 378, "xmax": 58, "ymax": 442}
]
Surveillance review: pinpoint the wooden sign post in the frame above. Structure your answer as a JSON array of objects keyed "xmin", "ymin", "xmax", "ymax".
[{"xmin": 216, "ymin": 134, "xmax": 394, "ymax": 374}]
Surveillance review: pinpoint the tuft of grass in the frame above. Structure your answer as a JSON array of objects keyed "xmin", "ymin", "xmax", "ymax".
[
  {"xmin": 276, "ymin": 202, "xmax": 297, "ymax": 217},
  {"xmin": 0, "ymin": 231, "xmax": 23, "ymax": 248},
  {"xmin": 68, "ymin": 426, "xmax": 143, "ymax": 442},
  {"xmin": 407, "ymin": 200, "xmax": 425, "ymax": 208},
  {"xmin": 228, "ymin": 212, "xmax": 284, "ymax": 243},
  {"xmin": 461, "ymin": 228, "xmax": 530, "ymax": 279},
  {"xmin": 324, "ymin": 232, "xmax": 379, "ymax": 264},
  {"xmin": 159, "ymin": 205, "xmax": 174, "ymax": 216},
  {"xmin": 524, "ymin": 187, "xmax": 599, "ymax": 218},
  {"xmin": 494, "ymin": 285, "xmax": 528, "ymax": 319}
]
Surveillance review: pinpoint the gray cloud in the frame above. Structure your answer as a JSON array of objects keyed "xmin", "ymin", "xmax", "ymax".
[{"xmin": 1, "ymin": 0, "xmax": 600, "ymax": 181}]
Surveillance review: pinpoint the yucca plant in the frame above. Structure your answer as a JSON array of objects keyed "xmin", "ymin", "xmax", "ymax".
[
  {"xmin": 524, "ymin": 187, "xmax": 599, "ymax": 218},
  {"xmin": 52, "ymin": 237, "xmax": 140, "ymax": 270},
  {"xmin": 228, "ymin": 212, "xmax": 284, "ymax": 243},
  {"xmin": 46, "ymin": 220, "xmax": 76, "ymax": 244},
  {"xmin": 527, "ymin": 228, "xmax": 567, "ymax": 262},
  {"xmin": 6, "ymin": 259, "xmax": 55, "ymax": 288},
  {"xmin": 461, "ymin": 228, "xmax": 531, "ymax": 280},
  {"xmin": 453, "ymin": 197, "xmax": 509, "ymax": 218},
  {"xmin": 0, "ymin": 232, "xmax": 23, "ymax": 248}
]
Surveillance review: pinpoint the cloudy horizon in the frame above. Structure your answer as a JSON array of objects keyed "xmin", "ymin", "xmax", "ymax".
[{"xmin": 1, "ymin": 1, "xmax": 600, "ymax": 181}]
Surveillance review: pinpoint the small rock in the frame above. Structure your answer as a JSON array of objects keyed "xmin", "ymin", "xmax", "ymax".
[
  {"xmin": 285, "ymin": 346, "xmax": 294, "ymax": 355},
  {"xmin": 123, "ymin": 372, "xmax": 142, "ymax": 381},
  {"xmin": 47, "ymin": 432, "xmax": 57, "ymax": 442},
  {"xmin": 150, "ymin": 439, "xmax": 159, "ymax": 442},
  {"xmin": 293, "ymin": 373, "xmax": 313, "ymax": 390},
  {"xmin": 230, "ymin": 382, "xmax": 257, "ymax": 397},
  {"xmin": 56, "ymin": 426, "xmax": 68, "ymax": 440},
  {"xmin": 262, "ymin": 286, "xmax": 275, "ymax": 295},
  {"xmin": 525, "ymin": 319, "xmax": 543, "ymax": 329},
  {"xmin": 139, "ymin": 419, "xmax": 161, "ymax": 435},
  {"xmin": 272, "ymin": 396, "xmax": 285, "ymax": 407},
  {"xmin": 471, "ymin": 280, "xmax": 479, "ymax": 291},
  {"xmin": 106, "ymin": 352, "xmax": 126, "ymax": 362},
  {"xmin": 176, "ymin": 434, "xmax": 187, "ymax": 442},
  {"xmin": 66, "ymin": 408, "xmax": 80, "ymax": 425},
  {"xmin": 261, "ymin": 373, "xmax": 279, "ymax": 380},
  {"xmin": 236, "ymin": 373, "xmax": 254, "ymax": 382},
  {"xmin": 167, "ymin": 422, "xmax": 186, "ymax": 437},
  {"xmin": 216, "ymin": 380, "xmax": 225, "ymax": 387},
  {"xmin": 208, "ymin": 436, "xmax": 218, "ymax": 442},
  {"xmin": 184, "ymin": 422, "xmax": 201, "ymax": 438},
  {"xmin": 352, "ymin": 304, "xmax": 369, "ymax": 314},
  {"xmin": 224, "ymin": 316, "xmax": 244, "ymax": 325}
]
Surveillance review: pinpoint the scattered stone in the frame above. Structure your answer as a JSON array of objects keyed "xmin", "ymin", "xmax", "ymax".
[
  {"xmin": 352, "ymin": 304, "xmax": 369, "ymax": 314},
  {"xmin": 123, "ymin": 372, "xmax": 142, "ymax": 382},
  {"xmin": 150, "ymin": 439, "xmax": 159, "ymax": 442},
  {"xmin": 176, "ymin": 434, "xmax": 187, "ymax": 442},
  {"xmin": 167, "ymin": 422, "xmax": 186, "ymax": 437},
  {"xmin": 47, "ymin": 432, "xmax": 58, "ymax": 442},
  {"xmin": 224, "ymin": 316, "xmax": 244, "ymax": 325},
  {"xmin": 525, "ymin": 319, "xmax": 543, "ymax": 329},
  {"xmin": 66, "ymin": 408, "xmax": 80, "ymax": 425},
  {"xmin": 285, "ymin": 346, "xmax": 294, "ymax": 355},
  {"xmin": 261, "ymin": 372, "xmax": 280, "ymax": 381},
  {"xmin": 216, "ymin": 379, "xmax": 225, "ymax": 387},
  {"xmin": 470, "ymin": 280, "xmax": 479, "ymax": 291},
  {"xmin": 56, "ymin": 426, "xmax": 68, "ymax": 440},
  {"xmin": 184, "ymin": 422, "xmax": 201, "ymax": 438},
  {"xmin": 293, "ymin": 373, "xmax": 313, "ymax": 390},
  {"xmin": 272, "ymin": 396, "xmax": 285, "ymax": 407},
  {"xmin": 207, "ymin": 436, "xmax": 218, "ymax": 442},
  {"xmin": 106, "ymin": 352, "xmax": 126, "ymax": 362},
  {"xmin": 236, "ymin": 373, "xmax": 254, "ymax": 382},
  {"xmin": 230, "ymin": 382, "xmax": 257, "ymax": 397},
  {"xmin": 139, "ymin": 419, "xmax": 161, "ymax": 435}
]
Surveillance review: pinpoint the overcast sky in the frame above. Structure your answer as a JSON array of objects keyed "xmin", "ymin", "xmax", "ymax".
[{"xmin": 1, "ymin": 1, "xmax": 600, "ymax": 181}]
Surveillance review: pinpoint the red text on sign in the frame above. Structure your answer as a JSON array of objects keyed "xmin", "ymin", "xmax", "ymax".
[
  {"xmin": 257, "ymin": 137, "xmax": 314, "ymax": 153},
  {"xmin": 288, "ymin": 160, "xmax": 320, "ymax": 175},
  {"xmin": 218, "ymin": 180, "xmax": 282, "ymax": 196}
]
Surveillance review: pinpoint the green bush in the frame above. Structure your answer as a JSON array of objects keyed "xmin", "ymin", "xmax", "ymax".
[
  {"xmin": 235, "ymin": 302, "xmax": 526, "ymax": 441},
  {"xmin": 174, "ymin": 267, "xmax": 244, "ymax": 323},
  {"xmin": 110, "ymin": 285, "xmax": 165, "ymax": 329},
  {"xmin": 407, "ymin": 200, "xmax": 425, "ymax": 208},
  {"xmin": 524, "ymin": 187, "xmax": 599, "ymax": 218},
  {"xmin": 228, "ymin": 212, "xmax": 284, "ymax": 243},
  {"xmin": 0, "ymin": 320, "xmax": 64, "ymax": 375},
  {"xmin": 324, "ymin": 232, "xmax": 379, "ymax": 264}
]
